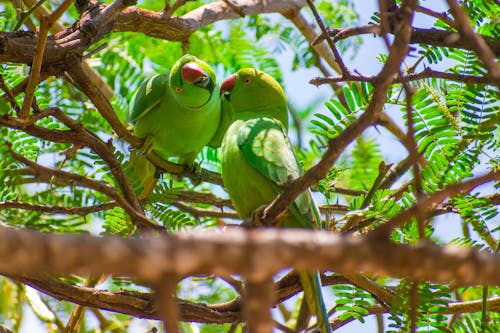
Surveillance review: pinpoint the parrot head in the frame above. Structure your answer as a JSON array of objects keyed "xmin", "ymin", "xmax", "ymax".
[
  {"xmin": 220, "ymin": 68, "xmax": 288, "ymax": 129},
  {"xmin": 170, "ymin": 54, "xmax": 218, "ymax": 108}
]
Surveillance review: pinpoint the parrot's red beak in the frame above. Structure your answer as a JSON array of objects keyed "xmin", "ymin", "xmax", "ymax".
[
  {"xmin": 181, "ymin": 62, "xmax": 209, "ymax": 85},
  {"xmin": 220, "ymin": 74, "xmax": 237, "ymax": 96}
]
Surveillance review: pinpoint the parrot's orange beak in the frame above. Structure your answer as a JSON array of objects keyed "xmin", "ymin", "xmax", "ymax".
[
  {"xmin": 181, "ymin": 63, "xmax": 209, "ymax": 86},
  {"xmin": 220, "ymin": 74, "xmax": 237, "ymax": 96}
]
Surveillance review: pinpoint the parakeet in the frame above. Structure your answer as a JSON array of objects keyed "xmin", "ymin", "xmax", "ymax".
[
  {"xmin": 219, "ymin": 68, "xmax": 332, "ymax": 333},
  {"xmin": 129, "ymin": 54, "xmax": 220, "ymax": 197}
]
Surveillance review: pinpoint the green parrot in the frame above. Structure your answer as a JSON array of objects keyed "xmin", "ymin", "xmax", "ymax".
[
  {"xmin": 129, "ymin": 54, "xmax": 221, "ymax": 197},
  {"xmin": 219, "ymin": 68, "xmax": 332, "ymax": 333}
]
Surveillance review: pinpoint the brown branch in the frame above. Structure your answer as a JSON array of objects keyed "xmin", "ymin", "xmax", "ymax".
[
  {"xmin": 1, "ymin": 227, "xmax": 500, "ymax": 290},
  {"xmin": 171, "ymin": 202, "xmax": 239, "ymax": 219},
  {"xmin": 445, "ymin": 0, "xmax": 500, "ymax": 90},
  {"xmin": 165, "ymin": 190, "xmax": 233, "ymax": 208},
  {"xmin": 7, "ymin": 146, "xmax": 158, "ymax": 230},
  {"xmin": 156, "ymin": 275, "xmax": 180, "ymax": 333},
  {"xmin": 415, "ymin": 5, "xmax": 455, "ymax": 28},
  {"xmin": 314, "ymin": 24, "xmax": 500, "ymax": 56},
  {"xmin": 9, "ymin": 272, "xmax": 500, "ymax": 326},
  {"xmin": 310, "ymin": 67, "xmax": 495, "ymax": 85},
  {"xmin": 373, "ymin": 169, "xmax": 500, "ymax": 236},
  {"xmin": 0, "ymin": 1, "xmax": 307, "ymax": 67},
  {"xmin": 7, "ymin": 272, "xmax": 345, "ymax": 324},
  {"xmin": 245, "ymin": 278, "xmax": 275, "ymax": 333},
  {"xmin": 0, "ymin": 201, "xmax": 116, "ymax": 216},
  {"xmin": 261, "ymin": 0, "xmax": 418, "ymax": 226},
  {"xmin": 0, "ymin": 325, "xmax": 14, "ymax": 333},
  {"xmin": 22, "ymin": 0, "xmax": 114, "ymax": 99},
  {"xmin": 305, "ymin": 0, "xmax": 348, "ymax": 74}
]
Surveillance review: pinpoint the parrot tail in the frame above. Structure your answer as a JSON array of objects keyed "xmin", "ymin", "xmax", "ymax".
[
  {"xmin": 129, "ymin": 151, "xmax": 157, "ymax": 199},
  {"xmin": 298, "ymin": 271, "xmax": 332, "ymax": 333}
]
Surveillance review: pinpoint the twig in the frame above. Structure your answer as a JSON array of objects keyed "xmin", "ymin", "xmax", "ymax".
[
  {"xmin": 19, "ymin": 0, "xmax": 74, "ymax": 118},
  {"xmin": 171, "ymin": 202, "xmax": 239, "ymax": 219},
  {"xmin": 402, "ymin": 82, "xmax": 425, "ymax": 239},
  {"xmin": 0, "ymin": 201, "xmax": 116, "ymax": 216},
  {"xmin": 305, "ymin": 0, "xmax": 349, "ymax": 74},
  {"xmin": 310, "ymin": 67, "xmax": 495, "ymax": 85},
  {"xmin": 164, "ymin": 0, "xmax": 187, "ymax": 18},
  {"xmin": 416, "ymin": 5, "xmax": 455, "ymax": 28},
  {"xmin": 313, "ymin": 25, "xmax": 500, "ymax": 56}
]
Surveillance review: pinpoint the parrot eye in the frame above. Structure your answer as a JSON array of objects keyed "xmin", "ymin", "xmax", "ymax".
[
  {"xmin": 175, "ymin": 87, "xmax": 184, "ymax": 93},
  {"xmin": 243, "ymin": 77, "xmax": 252, "ymax": 85}
]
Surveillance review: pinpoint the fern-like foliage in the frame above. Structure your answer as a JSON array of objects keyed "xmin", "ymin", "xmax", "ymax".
[
  {"xmin": 387, "ymin": 281, "xmax": 451, "ymax": 333},
  {"xmin": 311, "ymin": 82, "xmax": 372, "ymax": 147},
  {"xmin": 150, "ymin": 202, "xmax": 196, "ymax": 230},
  {"xmin": 331, "ymin": 283, "xmax": 373, "ymax": 323}
]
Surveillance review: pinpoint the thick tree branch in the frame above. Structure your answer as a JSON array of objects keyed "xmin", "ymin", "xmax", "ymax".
[
  {"xmin": 8, "ymin": 273, "xmax": 346, "ymax": 324},
  {"xmin": 1, "ymin": 227, "xmax": 500, "ymax": 288}
]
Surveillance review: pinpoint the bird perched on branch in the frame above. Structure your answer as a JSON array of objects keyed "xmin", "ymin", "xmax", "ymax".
[
  {"xmin": 128, "ymin": 54, "xmax": 221, "ymax": 197},
  {"xmin": 219, "ymin": 68, "xmax": 332, "ymax": 333}
]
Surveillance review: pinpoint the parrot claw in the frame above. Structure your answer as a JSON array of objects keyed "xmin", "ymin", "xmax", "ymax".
[
  {"xmin": 137, "ymin": 136, "xmax": 155, "ymax": 156},
  {"xmin": 171, "ymin": 162, "xmax": 202, "ymax": 185},
  {"xmin": 187, "ymin": 162, "xmax": 202, "ymax": 185}
]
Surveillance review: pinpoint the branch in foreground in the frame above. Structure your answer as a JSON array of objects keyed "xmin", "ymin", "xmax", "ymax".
[{"xmin": 0, "ymin": 227, "xmax": 499, "ymax": 287}]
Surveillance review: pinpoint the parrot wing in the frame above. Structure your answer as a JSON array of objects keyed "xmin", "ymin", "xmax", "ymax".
[
  {"xmin": 236, "ymin": 116, "xmax": 331, "ymax": 332},
  {"xmin": 129, "ymin": 74, "xmax": 168, "ymax": 122},
  {"xmin": 237, "ymin": 117, "xmax": 319, "ymax": 229}
]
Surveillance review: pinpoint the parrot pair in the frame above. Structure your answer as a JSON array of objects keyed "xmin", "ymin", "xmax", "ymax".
[{"xmin": 129, "ymin": 57, "xmax": 331, "ymax": 332}]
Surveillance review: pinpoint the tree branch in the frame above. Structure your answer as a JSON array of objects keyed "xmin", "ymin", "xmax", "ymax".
[
  {"xmin": 1, "ymin": 227, "xmax": 500, "ymax": 288},
  {"xmin": 261, "ymin": 0, "xmax": 418, "ymax": 225},
  {"xmin": 314, "ymin": 24, "xmax": 500, "ymax": 57}
]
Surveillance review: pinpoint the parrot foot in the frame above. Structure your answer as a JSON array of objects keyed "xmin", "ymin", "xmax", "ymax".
[
  {"xmin": 172, "ymin": 162, "xmax": 202, "ymax": 185},
  {"xmin": 137, "ymin": 136, "xmax": 155, "ymax": 156}
]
